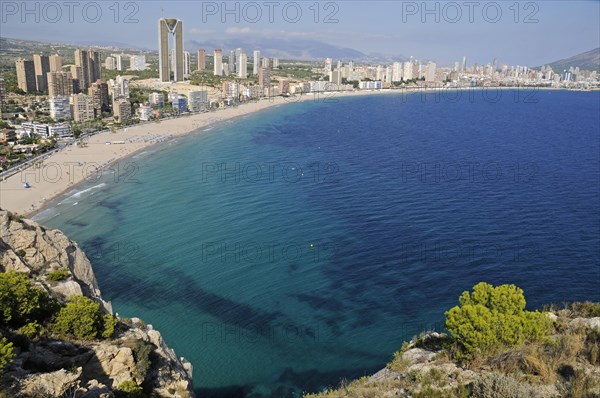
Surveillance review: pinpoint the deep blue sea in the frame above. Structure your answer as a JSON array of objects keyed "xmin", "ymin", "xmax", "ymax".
[{"xmin": 36, "ymin": 89, "xmax": 600, "ymax": 397}]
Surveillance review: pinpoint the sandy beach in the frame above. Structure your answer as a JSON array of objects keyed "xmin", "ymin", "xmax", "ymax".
[{"xmin": 0, "ymin": 90, "xmax": 403, "ymax": 216}]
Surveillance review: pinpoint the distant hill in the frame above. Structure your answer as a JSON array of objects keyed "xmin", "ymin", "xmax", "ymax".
[
  {"xmin": 0, "ymin": 36, "xmax": 405, "ymax": 66},
  {"xmin": 0, "ymin": 37, "xmax": 154, "ymax": 67},
  {"xmin": 185, "ymin": 37, "xmax": 370, "ymax": 62},
  {"xmin": 537, "ymin": 48, "xmax": 600, "ymax": 72},
  {"xmin": 186, "ymin": 38, "xmax": 408, "ymax": 63}
]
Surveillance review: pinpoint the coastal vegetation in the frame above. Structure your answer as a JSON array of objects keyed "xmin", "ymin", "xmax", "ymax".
[
  {"xmin": 0, "ymin": 271, "xmax": 117, "ymax": 368},
  {"xmin": 305, "ymin": 283, "xmax": 600, "ymax": 398}
]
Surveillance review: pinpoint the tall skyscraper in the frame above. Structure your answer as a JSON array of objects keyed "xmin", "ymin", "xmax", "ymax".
[
  {"xmin": 323, "ymin": 58, "xmax": 333, "ymax": 76},
  {"xmin": 113, "ymin": 76, "xmax": 130, "ymax": 99},
  {"xmin": 403, "ymin": 61, "xmax": 413, "ymax": 81},
  {"xmin": 184, "ymin": 51, "xmax": 191, "ymax": 76},
  {"xmin": 32, "ymin": 54, "xmax": 50, "ymax": 92},
  {"xmin": 235, "ymin": 48, "xmax": 243, "ymax": 69},
  {"xmin": 259, "ymin": 67, "xmax": 270, "ymax": 96},
  {"xmin": 462, "ymin": 56, "xmax": 467, "ymax": 72},
  {"xmin": 88, "ymin": 80, "xmax": 109, "ymax": 116},
  {"xmin": 48, "ymin": 72, "xmax": 74, "ymax": 97},
  {"xmin": 49, "ymin": 54, "xmax": 62, "ymax": 72},
  {"xmin": 392, "ymin": 62, "xmax": 403, "ymax": 82},
  {"xmin": 253, "ymin": 50, "xmax": 260, "ymax": 76},
  {"xmin": 15, "ymin": 59, "xmax": 36, "ymax": 93},
  {"xmin": 261, "ymin": 58, "xmax": 270, "ymax": 68},
  {"xmin": 158, "ymin": 18, "xmax": 184, "ymax": 82},
  {"xmin": 425, "ymin": 62, "xmax": 437, "ymax": 82},
  {"xmin": 237, "ymin": 52, "xmax": 248, "ymax": 79},
  {"xmin": 213, "ymin": 49, "xmax": 223, "ymax": 76},
  {"xmin": 115, "ymin": 54, "xmax": 123, "ymax": 71},
  {"xmin": 74, "ymin": 50, "xmax": 93, "ymax": 90},
  {"xmin": 197, "ymin": 49, "xmax": 206, "ymax": 71},
  {"xmin": 70, "ymin": 93, "xmax": 95, "ymax": 122},
  {"xmin": 105, "ymin": 57, "xmax": 116, "ymax": 70},
  {"xmin": 88, "ymin": 50, "xmax": 101, "ymax": 84},
  {"xmin": 69, "ymin": 65, "xmax": 84, "ymax": 93},
  {"xmin": 272, "ymin": 58, "xmax": 280, "ymax": 68},
  {"xmin": 229, "ymin": 50, "xmax": 236, "ymax": 74}
]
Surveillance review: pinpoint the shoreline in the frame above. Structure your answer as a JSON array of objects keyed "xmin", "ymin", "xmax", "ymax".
[
  {"xmin": 1, "ymin": 87, "xmax": 590, "ymax": 217},
  {"xmin": 0, "ymin": 90, "xmax": 399, "ymax": 217}
]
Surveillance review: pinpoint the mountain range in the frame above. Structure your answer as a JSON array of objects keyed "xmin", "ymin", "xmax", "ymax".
[
  {"xmin": 2, "ymin": 36, "xmax": 599, "ymax": 70},
  {"xmin": 184, "ymin": 37, "xmax": 406, "ymax": 63},
  {"xmin": 537, "ymin": 48, "xmax": 600, "ymax": 72}
]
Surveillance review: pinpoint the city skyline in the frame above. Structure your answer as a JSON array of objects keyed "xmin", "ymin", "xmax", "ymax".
[{"xmin": 1, "ymin": 1, "xmax": 598, "ymax": 67}]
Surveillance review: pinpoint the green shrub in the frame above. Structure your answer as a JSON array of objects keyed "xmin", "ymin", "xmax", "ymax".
[
  {"xmin": 134, "ymin": 343, "xmax": 152, "ymax": 382},
  {"xmin": 0, "ymin": 271, "xmax": 56, "ymax": 328},
  {"xmin": 52, "ymin": 296, "xmax": 102, "ymax": 339},
  {"xmin": 17, "ymin": 321, "xmax": 43, "ymax": 339},
  {"xmin": 101, "ymin": 314, "xmax": 117, "ymax": 339},
  {"xmin": 115, "ymin": 380, "xmax": 144, "ymax": 398},
  {"xmin": 47, "ymin": 268, "xmax": 70, "ymax": 282},
  {"xmin": 445, "ymin": 282, "xmax": 551, "ymax": 360},
  {"xmin": 0, "ymin": 336, "xmax": 14, "ymax": 374}
]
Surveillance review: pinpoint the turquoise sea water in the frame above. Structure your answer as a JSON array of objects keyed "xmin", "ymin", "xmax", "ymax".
[{"xmin": 36, "ymin": 90, "xmax": 600, "ymax": 397}]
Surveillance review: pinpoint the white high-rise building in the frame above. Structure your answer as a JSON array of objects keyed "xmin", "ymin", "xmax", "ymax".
[
  {"xmin": 237, "ymin": 52, "xmax": 248, "ymax": 79},
  {"xmin": 235, "ymin": 48, "xmax": 243, "ymax": 70},
  {"xmin": 188, "ymin": 90, "xmax": 208, "ymax": 112},
  {"xmin": 385, "ymin": 66, "xmax": 393, "ymax": 83},
  {"xmin": 324, "ymin": 58, "xmax": 333, "ymax": 75},
  {"xmin": 253, "ymin": 50, "xmax": 260, "ymax": 75},
  {"xmin": 115, "ymin": 54, "xmax": 123, "ymax": 71},
  {"xmin": 129, "ymin": 55, "xmax": 146, "ymax": 71},
  {"xmin": 105, "ymin": 57, "xmax": 116, "ymax": 70},
  {"xmin": 184, "ymin": 51, "xmax": 191, "ymax": 76},
  {"xmin": 229, "ymin": 50, "xmax": 236, "ymax": 74},
  {"xmin": 214, "ymin": 49, "xmax": 223, "ymax": 76},
  {"xmin": 49, "ymin": 96, "xmax": 71, "ymax": 120},
  {"xmin": 113, "ymin": 76, "xmax": 130, "ymax": 99},
  {"xmin": 425, "ymin": 62, "xmax": 437, "ymax": 82},
  {"xmin": 272, "ymin": 58, "xmax": 280, "ymax": 68},
  {"xmin": 403, "ymin": 61, "xmax": 413, "ymax": 81},
  {"xmin": 376, "ymin": 65, "xmax": 385, "ymax": 81},
  {"xmin": 392, "ymin": 62, "xmax": 403, "ymax": 82}
]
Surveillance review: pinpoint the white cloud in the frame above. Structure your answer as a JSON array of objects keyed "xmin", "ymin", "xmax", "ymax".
[
  {"xmin": 225, "ymin": 27, "xmax": 252, "ymax": 34},
  {"xmin": 189, "ymin": 28, "xmax": 215, "ymax": 35}
]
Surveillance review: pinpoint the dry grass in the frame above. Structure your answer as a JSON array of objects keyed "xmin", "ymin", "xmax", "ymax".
[{"xmin": 305, "ymin": 304, "xmax": 600, "ymax": 398}]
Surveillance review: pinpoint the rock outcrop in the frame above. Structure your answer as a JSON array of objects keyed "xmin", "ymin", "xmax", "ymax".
[
  {"xmin": 0, "ymin": 210, "xmax": 194, "ymax": 397},
  {"xmin": 305, "ymin": 313, "xmax": 600, "ymax": 398}
]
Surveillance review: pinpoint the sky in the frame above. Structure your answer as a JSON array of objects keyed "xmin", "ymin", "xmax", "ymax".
[{"xmin": 1, "ymin": 0, "xmax": 599, "ymax": 66}]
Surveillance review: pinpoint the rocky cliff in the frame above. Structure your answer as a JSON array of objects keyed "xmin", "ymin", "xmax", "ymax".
[
  {"xmin": 0, "ymin": 210, "xmax": 194, "ymax": 397},
  {"xmin": 305, "ymin": 312, "xmax": 600, "ymax": 398}
]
